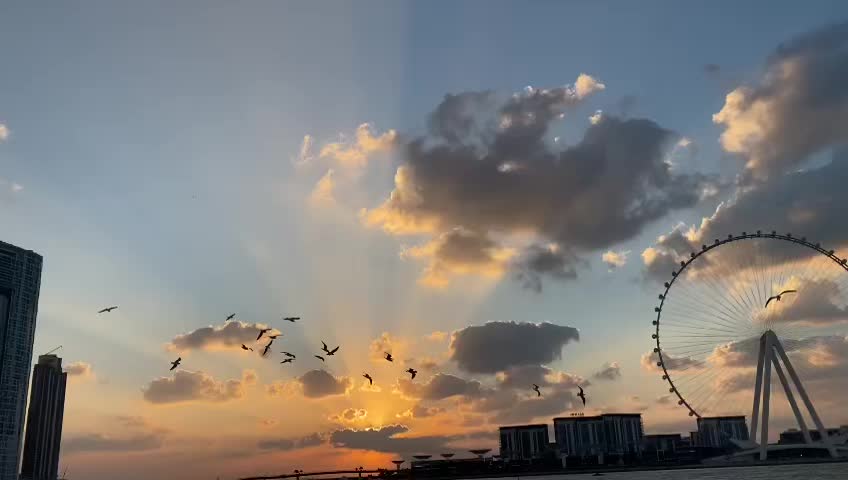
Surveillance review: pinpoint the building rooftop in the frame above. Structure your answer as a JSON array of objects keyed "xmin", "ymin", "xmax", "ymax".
[
  {"xmin": 697, "ymin": 415, "xmax": 746, "ymax": 421},
  {"xmin": 553, "ymin": 413, "xmax": 643, "ymax": 421},
  {"xmin": 499, "ymin": 424, "xmax": 548, "ymax": 430}
]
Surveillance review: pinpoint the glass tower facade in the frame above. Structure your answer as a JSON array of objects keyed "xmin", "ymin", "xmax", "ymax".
[
  {"xmin": 0, "ymin": 241, "xmax": 43, "ymax": 480},
  {"xmin": 21, "ymin": 355, "xmax": 67, "ymax": 480}
]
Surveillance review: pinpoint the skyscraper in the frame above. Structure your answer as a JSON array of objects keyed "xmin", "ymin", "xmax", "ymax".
[
  {"xmin": 0, "ymin": 241, "xmax": 43, "ymax": 480},
  {"xmin": 20, "ymin": 355, "xmax": 67, "ymax": 480}
]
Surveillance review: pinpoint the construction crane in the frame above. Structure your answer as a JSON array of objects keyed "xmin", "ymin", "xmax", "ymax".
[{"xmin": 44, "ymin": 345, "xmax": 62, "ymax": 356}]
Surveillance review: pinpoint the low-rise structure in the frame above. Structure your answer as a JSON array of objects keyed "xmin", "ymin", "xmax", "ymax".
[
  {"xmin": 498, "ymin": 424, "xmax": 549, "ymax": 461},
  {"xmin": 696, "ymin": 416, "xmax": 748, "ymax": 448},
  {"xmin": 553, "ymin": 413, "xmax": 643, "ymax": 464}
]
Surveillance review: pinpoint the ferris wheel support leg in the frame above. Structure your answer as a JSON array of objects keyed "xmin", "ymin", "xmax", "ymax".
[
  {"xmin": 760, "ymin": 333, "xmax": 773, "ymax": 461},
  {"xmin": 771, "ymin": 332, "xmax": 838, "ymax": 458},
  {"xmin": 750, "ymin": 333, "xmax": 767, "ymax": 448},
  {"xmin": 771, "ymin": 356, "xmax": 813, "ymax": 445}
]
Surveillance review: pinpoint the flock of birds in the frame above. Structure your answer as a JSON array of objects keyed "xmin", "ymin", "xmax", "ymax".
[{"xmin": 98, "ymin": 307, "xmax": 588, "ymax": 404}]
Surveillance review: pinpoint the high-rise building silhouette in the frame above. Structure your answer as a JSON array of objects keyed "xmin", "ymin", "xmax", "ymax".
[
  {"xmin": 0, "ymin": 240, "xmax": 43, "ymax": 480},
  {"xmin": 20, "ymin": 354, "xmax": 67, "ymax": 480}
]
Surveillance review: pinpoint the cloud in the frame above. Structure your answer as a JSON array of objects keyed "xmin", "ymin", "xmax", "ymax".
[
  {"xmin": 65, "ymin": 361, "xmax": 94, "ymax": 379},
  {"xmin": 592, "ymin": 361, "xmax": 622, "ymax": 381},
  {"xmin": 259, "ymin": 418, "xmax": 278, "ymax": 428},
  {"xmin": 574, "ymin": 73, "xmax": 606, "ymax": 99},
  {"xmin": 242, "ymin": 369, "xmax": 258, "ymax": 386},
  {"xmin": 167, "ymin": 321, "xmax": 280, "ymax": 352},
  {"xmin": 601, "ymin": 250, "xmax": 629, "ymax": 269},
  {"xmin": 395, "ymin": 373, "xmax": 484, "ymax": 401},
  {"xmin": 450, "ymin": 322, "xmax": 579, "ymax": 373},
  {"xmin": 640, "ymin": 351, "xmax": 702, "ymax": 373},
  {"xmin": 298, "ymin": 369, "xmax": 351, "ymax": 398},
  {"xmin": 258, "ymin": 433, "xmax": 326, "ymax": 451},
  {"xmin": 0, "ymin": 124, "xmax": 8, "ymax": 142},
  {"xmin": 369, "ymin": 332, "xmax": 408, "ymax": 364},
  {"xmin": 319, "ymin": 123, "xmax": 397, "ymax": 169},
  {"xmin": 362, "ymin": 75, "xmax": 715, "ymax": 289},
  {"xmin": 63, "ymin": 433, "xmax": 164, "ymax": 454},
  {"xmin": 293, "ymin": 135, "xmax": 315, "ymax": 165},
  {"xmin": 514, "ymin": 244, "xmax": 581, "ymax": 293},
  {"xmin": 329, "ymin": 408, "xmax": 368, "ymax": 423},
  {"xmin": 329, "ymin": 425, "xmax": 474, "ymax": 456},
  {"xmin": 712, "ymin": 22, "xmax": 848, "ymax": 181},
  {"xmin": 495, "ymin": 364, "xmax": 585, "ymax": 391},
  {"xmin": 589, "ymin": 110, "xmax": 604, "ymax": 125},
  {"xmin": 396, "ymin": 405, "xmax": 446, "ymax": 419},
  {"xmin": 309, "ymin": 169, "xmax": 336, "ymax": 206},
  {"xmin": 426, "ymin": 331, "xmax": 448, "ymax": 342},
  {"xmin": 142, "ymin": 370, "xmax": 248, "ymax": 404},
  {"xmin": 655, "ymin": 395, "xmax": 673, "ymax": 405}
]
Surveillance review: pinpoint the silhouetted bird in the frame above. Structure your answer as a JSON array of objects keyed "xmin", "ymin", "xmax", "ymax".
[
  {"xmin": 262, "ymin": 344, "xmax": 272, "ymax": 357},
  {"xmin": 241, "ymin": 344, "xmax": 253, "ymax": 352},
  {"xmin": 170, "ymin": 357, "xmax": 181, "ymax": 371},
  {"xmin": 532, "ymin": 384, "xmax": 541, "ymax": 397},
  {"xmin": 257, "ymin": 328, "xmax": 272, "ymax": 341},
  {"xmin": 406, "ymin": 368, "xmax": 417, "ymax": 380},
  {"xmin": 363, "ymin": 373, "xmax": 373, "ymax": 385},
  {"xmin": 280, "ymin": 358, "xmax": 294, "ymax": 364},
  {"xmin": 765, "ymin": 289, "xmax": 798, "ymax": 307},
  {"xmin": 326, "ymin": 345, "xmax": 339, "ymax": 356},
  {"xmin": 315, "ymin": 355, "xmax": 325, "ymax": 362},
  {"xmin": 97, "ymin": 306, "xmax": 118, "ymax": 314},
  {"xmin": 577, "ymin": 386, "xmax": 587, "ymax": 406},
  {"xmin": 321, "ymin": 341, "xmax": 329, "ymax": 353},
  {"xmin": 226, "ymin": 313, "xmax": 236, "ymax": 321},
  {"xmin": 384, "ymin": 352, "xmax": 393, "ymax": 362},
  {"xmin": 283, "ymin": 317, "xmax": 300, "ymax": 322},
  {"xmin": 282, "ymin": 352, "xmax": 296, "ymax": 358}
]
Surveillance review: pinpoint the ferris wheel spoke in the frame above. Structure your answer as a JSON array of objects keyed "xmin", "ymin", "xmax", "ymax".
[{"xmin": 664, "ymin": 290, "xmax": 748, "ymax": 331}]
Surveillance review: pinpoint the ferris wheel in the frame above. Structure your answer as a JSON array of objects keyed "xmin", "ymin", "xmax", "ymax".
[{"xmin": 651, "ymin": 231, "xmax": 848, "ymax": 459}]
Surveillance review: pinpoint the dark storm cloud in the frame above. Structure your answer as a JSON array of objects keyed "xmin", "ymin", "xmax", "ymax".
[
  {"xmin": 450, "ymin": 322, "xmax": 579, "ymax": 373},
  {"xmin": 592, "ymin": 361, "xmax": 622, "ymax": 381},
  {"xmin": 168, "ymin": 321, "xmax": 280, "ymax": 351},
  {"xmin": 396, "ymin": 373, "xmax": 484, "ymax": 400},
  {"xmin": 365, "ymin": 75, "xmax": 715, "ymax": 289},
  {"xmin": 142, "ymin": 370, "xmax": 246, "ymax": 404},
  {"xmin": 713, "ymin": 22, "xmax": 848, "ymax": 181},
  {"xmin": 428, "ymin": 91, "xmax": 495, "ymax": 144},
  {"xmin": 299, "ymin": 369, "xmax": 351, "ymax": 398}
]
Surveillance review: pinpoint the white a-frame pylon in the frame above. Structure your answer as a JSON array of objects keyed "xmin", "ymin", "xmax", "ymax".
[{"xmin": 749, "ymin": 330, "xmax": 837, "ymax": 460}]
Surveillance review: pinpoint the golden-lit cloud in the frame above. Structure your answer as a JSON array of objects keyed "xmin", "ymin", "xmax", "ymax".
[
  {"xmin": 309, "ymin": 169, "xmax": 336, "ymax": 206},
  {"xmin": 329, "ymin": 408, "xmax": 368, "ymax": 424},
  {"xmin": 142, "ymin": 370, "xmax": 252, "ymax": 404},
  {"xmin": 319, "ymin": 123, "xmax": 397, "ymax": 169},
  {"xmin": 0, "ymin": 124, "xmax": 8, "ymax": 142},
  {"xmin": 425, "ymin": 331, "xmax": 448, "ymax": 342},
  {"xmin": 65, "ymin": 361, "xmax": 95, "ymax": 381},
  {"xmin": 601, "ymin": 250, "xmax": 629, "ymax": 269},
  {"xmin": 167, "ymin": 321, "xmax": 281, "ymax": 352}
]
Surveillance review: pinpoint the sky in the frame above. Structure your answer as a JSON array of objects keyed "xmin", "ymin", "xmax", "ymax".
[{"xmin": 2, "ymin": 2, "xmax": 848, "ymax": 479}]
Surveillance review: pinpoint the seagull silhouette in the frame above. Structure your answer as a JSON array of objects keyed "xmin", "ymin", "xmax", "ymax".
[
  {"xmin": 384, "ymin": 352, "xmax": 393, "ymax": 362},
  {"xmin": 241, "ymin": 344, "xmax": 253, "ymax": 352},
  {"xmin": 281, "ymin": 352, "xmax": 296, "ymax": 358},
  {"xmin": 170, "ymin": 357, "xmax": 181, "ymax": 371},
  {"xmin": 283, "ymin": 317, "xmax": 300, "ymax": 322},
  {"xmin": 577, "ymin": 386, "xmax": 587, "ymax": 406},
  {"xmin": 280, "ymin": 358, "xmax": 294, "ymax": 364},
  {"xmin": 97, "ymin": 306, "xmax": 118, "ymax": 314},
  {"xmin": 326, "ymin": 345, "xmax": 339, "ymax": 356},
  {"xmin": 532, "ymin": 384, "xmax": 541, "ymax": 397},
  {"xmin": 261, "ymin": 344, "xmax": 272, "ymax": 357},
  {"xmin": 315, "ymin": 355, "xmax": 325, "ymax": 362},
  {"xmin": 765, "ymin": 289, "xmax": 798, "ymax": 308},
  {"xmin": 257, "ymin": 328, "xmax": 272, "ymax": 341},
  {"xmin": 226, "ymin": 313, "xmax": 236, "ymax": 321},
  {"xmin": 406, "ymin": 368, "xmax": 417, "ymax": 380},
  {"xmin": 363, "ymin": 373, "xmax": 373, "ymax": 385}
]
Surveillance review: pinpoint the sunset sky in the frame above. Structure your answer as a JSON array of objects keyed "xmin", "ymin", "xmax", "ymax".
[{"xmin": 2, "ymin": 2, "xmax": 848, "ymax": 479}]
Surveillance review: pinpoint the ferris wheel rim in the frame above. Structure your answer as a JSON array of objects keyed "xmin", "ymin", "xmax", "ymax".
[{"xmin": 651, "ymin": 230, "xmax": 848, "ymax": 418}]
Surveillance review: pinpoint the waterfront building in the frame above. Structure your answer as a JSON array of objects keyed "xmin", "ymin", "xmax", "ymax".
[
  {"xmin": 20, "ymin": 354, "xmax": 67, "ymax": 480},
  {"xmin": 498, "ymin": 424, "xmax": 549, "ymax": 461},
  {"xmin": 696, "ymin": 416, "xmax": 749, "ymax": 448},
  {"xmin": 0, "ymin": 241, "xmax": 43, "ymax": 480},
  {"xmin": 554, "ymin": 413, "xmax": 643, "ymax": 464}
]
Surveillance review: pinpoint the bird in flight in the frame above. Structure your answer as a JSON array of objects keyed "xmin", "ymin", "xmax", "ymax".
[
  {"xmin": 98, "ymin": 306, "xmax": 118, "ymax": 314},
  {"xmin": 577, "ymin": 386, "xmax": 587, "ymax": 406},
  {"xmin": 765, "ymin": 289, "xmax": 798, "ymax": 308},
  {"xmin": 281, "ymin": 352, "xmax": 296, "ymax": 358},
  {"xmin": 261, "ymin": 344, "xmax": 272, "ymax": 357},
  {"xmin": 326, "ymin": 345, "xmax": 340, "ymax": 356},
  {"xmin": 532, "ymin": 384, "xmax": 541, "ymax": 397},
  {"xmin": 283, "ymin": 317, "xmax": 300, "ymax": 322},
  {"xmin": 315, "ymin": 355, "xmax": 325, "ymax": 362},
  {"xmin": 363, "ymin": 373, "xmax": 373, "ymax": 385},
  {"xmin": 257, "ymin": 328, "xmax": 272, "ymax": 341},
  {"xmin": 170, "ymin": 357, "xmax": 181, "ymax": 371},
  {"xmin": 241, "ymin": 344, "xmax": 253, "ymax": 352},
  {"xmin": 280, "ymin": 358, "xmax": 294, "ymax": 364},
  {"xmin": 384, "ymin": 352, "xmax": 393, "ymax": 362},
  {"xmin": 406, "ymin": 368, "xmax": 417, "ymax": 380},
  {"xmin": 226, "ymin": 313, "xmax": 236, "ymax": 321}
]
